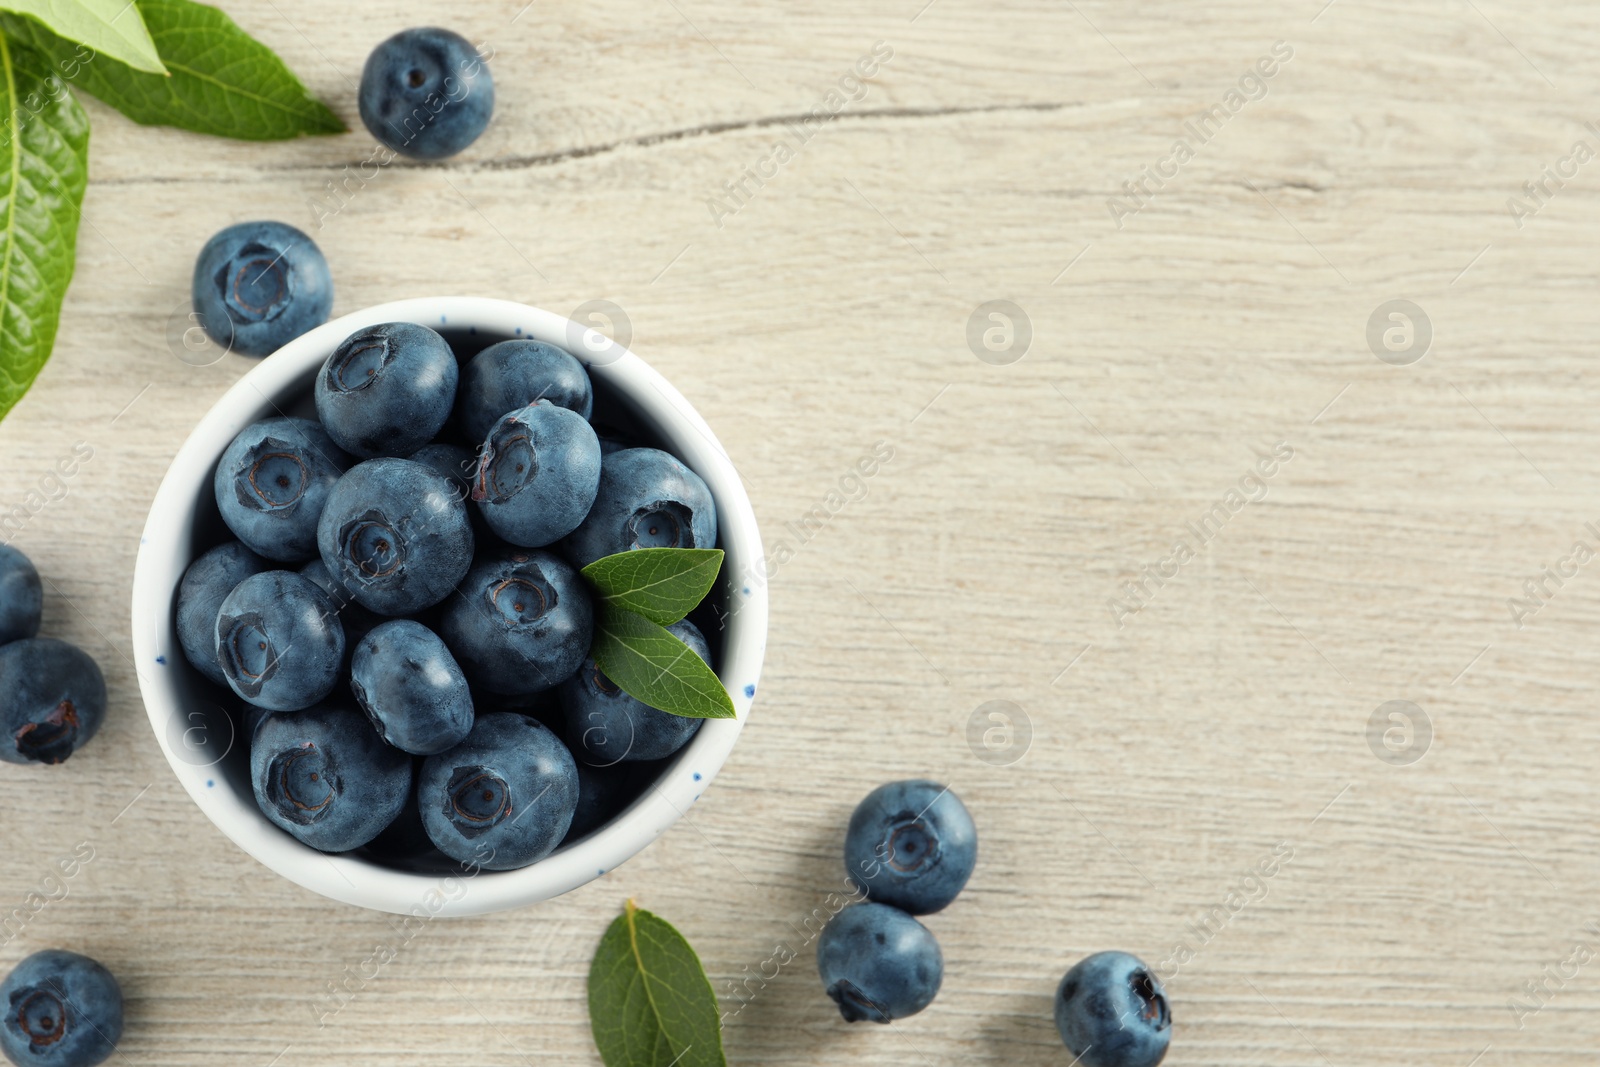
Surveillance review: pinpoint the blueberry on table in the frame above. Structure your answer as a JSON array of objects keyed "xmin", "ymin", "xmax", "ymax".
[
  {"xmin": 440, "ymin": 548, "xmax": 592, "ymax": 695},
  {"xmin": 250, "ymin": 703, "xmax": 413, "ymax": 852},
  {"xmin": 315, "ymin": 322, "xmax": 459, "ymax": 458},
  {"xmin": 455, "ymin": 339, "xmax": 593, "ymax": 445},
  {"xmin": 562, "ymin": 447, "xmax": 718, "ymax": 569},
  {"xmin": 359, "ymin": 26, "xmax": 494, "ymax": 160},
  {"xmin": 192, "ymin": 220, "xmax": 333, "ymax": 358},
  {"xmin": 844, "ymin": 779, "xmax": 977, "ymax": 915},
  {"xmin": 213, "ymin": 416, "xmax": 349, "ymax": 563},
  {"xmin": 0, "ymin": 639, "xmax": 106, "ymax": 766},
  {"xmin": 0, "ymin": 949, "xmax": 122, "ymax": 1067},
  {"xmin": 419, "ymin": 712, "xmax": 578, "ymax": 870},
  {"xmin": 350, "ymin": 619, "xmax": 473, "ymax": 755},
  {"xmin": 316, "ymin": 458, "xmax": 474, "ymax": 616},
  {"xmin": 472, "ymin": 400, "xmax": 601, "ymax": 548},
  {"xmin": 816, "ymin": 902, "xmax": 943, "ymax": 1023},
  {"xmin": 0, "ymin": 545, "xmax": 41, "ymax": 647},
  {"xmin": 175, "ymin": 541, "xmax": 269, "ymax": 686},
  {"xmin": 1054, "ymin": 952, "xmax": 1171, "ymax": 1067},
  {"xmin": 559, "ymin": 619, "xmax": 708, "ymax": 765},
  {"xmin": 214, "ymin": 571, "xmax": 344, "ymax": 712}
]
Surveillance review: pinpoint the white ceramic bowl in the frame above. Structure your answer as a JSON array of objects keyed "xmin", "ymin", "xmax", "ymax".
[{"xmin": 131, "ymin": 297, "xmax": 767, "ymax": 916}]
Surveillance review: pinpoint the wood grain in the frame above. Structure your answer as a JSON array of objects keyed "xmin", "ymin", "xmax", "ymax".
[{"xmin": 1, "ymin": 0, "xmax": 1598, "ymax": 1062}]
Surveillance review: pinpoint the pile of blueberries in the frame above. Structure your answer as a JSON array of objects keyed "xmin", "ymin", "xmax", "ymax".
[
  {"xmin": 177, "ymin": 318, "xmax": 720, "ymax": 872},
  {"xmin": 0, "ymin": 545, "xmax": 106, "ymax": 767},
  {"xmin": 822, "ymin": 781, "xmax": 1171, "ymax": 1067}
]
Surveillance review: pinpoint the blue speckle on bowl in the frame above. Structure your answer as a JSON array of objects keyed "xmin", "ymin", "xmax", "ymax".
[
  {"xmin": 598, "ymin": 869, "xmax": 606, "ymax": 875},
  {"xmin": 514, "ymin": 327, "xmax": 522, "ymax": 335},
  {"xmin": 155, "ymin": 655, "xmax": 166, "ymax": 665},
  {"xmin": 440, "ymin": 314, "xmax": 448, "ymax": 324},
  {"xmin": 743, "ymin": 684, "xmax": 755, "ymax": 698},
  {"xmin": 694, "ymin": 794, "xmax": 701, "ymax": 802},
  {"xmin": 205, "ymin": 779, "xmax": 214, "ymax": 788},
  {"xmin": 741, "ymin": 587, "xmax": 750, "ymax": 596},
  {"xmin": 693, "ymin": 772, "xmax": 702, "ymax": 781}
]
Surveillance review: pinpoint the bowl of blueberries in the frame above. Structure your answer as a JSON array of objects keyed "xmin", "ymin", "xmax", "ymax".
[{"xmin": 131, "ymin": 295, "xmax": 767, "ymax": 915}]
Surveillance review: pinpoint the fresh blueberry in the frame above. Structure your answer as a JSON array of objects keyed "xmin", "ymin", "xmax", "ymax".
[
  {"xmin": 176, "ymin": 541, "xmax": 269, "ymax": 686},
  {"xmin": 192, "ymin": 220, "xmax": 333, "ymax": 358},
  {"xmin": 408, "ymin": 442, "xmax": 475, "ymax": 504},
  {"xmin": 816, "ymin": 902, "xmax": 943, "ymax": 1023},
  {"xmin": 0, "ymin": 545, "xmax": 41, "ymax": 647},
  {"xmin": 316, "ymin": 458, "xmax": 474, "ymax": 616},
  {"xmin": 297, "ymin": 558, "xmax": 381, "ymax": 656},
  {"xmin": 418, "ymin": 712, "xmax": 578, "ymax": 870},
  {"xmin": 562, "ymin": 447, "xmax": 717, "ymax": 569},
  {"xmin": 350, "ymin": 619, "xmax": 473, "ymax": 755},
  {"xmin": 215, "ymin": 571, "xmax": 344, "ymax": 711},
  {"xmin": 315, "ymin": 322, "xmax": 459, "ymax": 458},
  {"xmin": 362, "ymin": 781, "xmax": 445, "ymax": 868},
  {"xmin": 472, "ymin": 400, "xmax": 601, "ymax": 548},
  {"xmin": 560, "ymin": 619, "xmax": 707, "ymax": 765},
  {"xmin": 213, "ymin": 417, "xmax": 349, "ymax": 562},
  {"xmin": 455, "ymin": 339, "xmax": 593, "ymax": 445},
  {"xmin": 251, "ymin": 703, "xmax": 413, "ymax": 852},
  {"xmin": 0, "ymin": 949, "xmax": 122, "ymax": 1067},
  {"xmin": 845, "ymin": 780, "xmax": 977, "ymax": 915},
  {"xmin": 440, "ymin": 548, "xmax": 592, "ymax": 694},
  {"xmin": 1055, "ymin": 952, "xmax": 1171, "ymax": 1067},
  {"xmin": 358, "ymin": 27, "xmax": 493, "ymax": 160},
  {"xmin": 563, "ymin": 758, "xmax": 663, "ymax": 844},
  {"xmin": 0, "ymin": 639, "xmax": 106, "ymax": 765}
]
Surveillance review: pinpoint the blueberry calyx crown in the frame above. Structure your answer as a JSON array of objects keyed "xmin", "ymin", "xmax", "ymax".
[
  {"xmin": 827, "ymin": 980, "xmax": 884, "ymax": 1024},
  {"xmin": 1128, "ymin": 968, "xmax": 1170, "ymax": 1031},
  {"xmin": 474, "ymin": 421, "xmax": 538, "ymax": 503},
  {"xmin": 883, "ymin": 815, "xmax": 941, "ymax": 876},
  {"xmin": 217, "ymin": 242, "xmax": 292, "ymax": 324},
  {"xmin": 488, "ymin": 572, "xmax": 553, "ymax": 628},
  {"xmin": 626, "ymin": 501, "xmax": 690, "ymax": 550},
  {"xmin": 444, "ymin": 766, "xmax": 512, "ymax": 837},
  {"xmin": 238, "ymin": 442, "xmax": 309, "ymax": 512},
  {"xmin": 328, "ymin": 336, "xmax": 393, "ymax": 393},
  {"xmin": 12, "ymin": 986, "xmax": 68, "ymax": 1048},
  {"xmin": 265, "ymin": 742, "xmax": 336, "ymax": 825},
  {"xmin": 12, "ymin": 700, "xmax": 79, "ymax": 764},
  {"xmin": 217, "ymin": 614, "xmax": 279, "ymax": 697},
  {"xmin": 339, "ymin": 511, "xmax": 405, "ymax": 580}
]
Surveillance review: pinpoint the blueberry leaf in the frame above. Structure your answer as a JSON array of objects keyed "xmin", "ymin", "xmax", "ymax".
[
  {"xmin": 591, "ymin": 606, "xmax": 735, "ymax": 720},
  {"xmin": 0, "ymin": 0, "xmax": 345, "ymax": 140},
  {"xmin": 582, "ymin": 548, "xmax": 724, "ymax": 626},
  {"xmin": 0, "ymin": 0, "xmax": 165, "ymax": 74},
  {"xmin": 588, "ymin": 900, "xmax": 726, "ymax": 1067},
  {"xmin": 0, "ymin": 34, "xmax": 88, "ymax": 422}
]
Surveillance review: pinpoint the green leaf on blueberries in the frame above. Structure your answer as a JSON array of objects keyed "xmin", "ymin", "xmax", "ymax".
[
  {"xmin": 1, "ymin": 0, "xmax": 166, "ymax": 74},
  {"xmin": 0, "ymin": 0, "xmax": 345, "ymax": 140},
  {"xmin": 592, "ymin": 605, "xmax": 736, "ymax": 720},
  {"xmin": 588, "ymin": 900, "xmax": 726, "ymax": 1067},
  {"xmin": 0, "ymin": 34, "xmax": 88, "ymax": 421},
  {"xmin": 582, "ymin": 548, "xmax": 724, "ymax": 626}
]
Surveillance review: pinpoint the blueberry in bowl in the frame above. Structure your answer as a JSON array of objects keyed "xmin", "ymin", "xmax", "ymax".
[{"xmin": 133, "ymin": 297, "xmax": 766, "ymax": 915}]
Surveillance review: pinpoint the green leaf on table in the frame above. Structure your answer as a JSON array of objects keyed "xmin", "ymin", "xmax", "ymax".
[
  {"xmin": 1, "ymin": 0, "xmax": 165, "ymax": 74},
  {"xmin": 592, "ymin": 605, "xmax": 736, "ymax": 720},
  {"xmin": 588, "ymin": 900, "xmax": 726, "ymax": 1067},
  {"xmin": 0, "ymin": 34, "xmax": 89, "ymax": 421},
  {"xmin": 0, "ymin": 0, "xmax": 344, "ymax": 140},
  {"xmin": 582, "ymin": 548, "xmax": 724, "ymax": 626}
]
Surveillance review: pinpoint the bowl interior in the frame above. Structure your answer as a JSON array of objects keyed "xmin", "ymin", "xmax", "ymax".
[{"xmin": 133, "ymin": 297, "xmax": 767, "ymax": 915}]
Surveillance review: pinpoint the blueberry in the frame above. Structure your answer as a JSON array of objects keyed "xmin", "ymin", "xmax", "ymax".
[
  {"xmin": 1055, "ymin": 952, "xmax": 1171, "ymax": 1067},
  {"xmin": 351, "ymin": 619, "xmax": 473, "ymax": 755},
  {"xmin": 455, "ymin": 339, "xmax": 593, "ymax": 445},
  {"xmin": 562, "ymin": 758, "xmax": 663, "ymax": 844},
  {"xmin": 215, "ymin": 571, "xmax": 344, "ymax": 711},
  {"xmin": 316, "ymin": 458, "xmax": 474, "ymax": 615},
  {"xmin": 315, "ymin": 322, "xmax": 459, "ymax": 458},
  {"xmin": 562, "ymin": 447, "xmax": 717, "ymax": 569},
  {"xmin": 176, "ymin": 541, "xmax": 269, "ymax": 686},
  {"xmin": 192, "ymin": 221, "xmax": 333, "ymax": 358},
  {"xmin": 844, "ymin": 780, "xmax": 976, "ymax": 915},
  {"xmin": 358, "ymin": 27, "xmax": 493, "ymax": 160},
  {"xmin": 297, "ymin": 558, "xmax": 381, "ymax": 655},
  {"xmin": 0, "ymin": 639, "xmax": 106, "ymax": 765},
  {"xmin": 0, "ymin": 545, "xmax": 41, "ymax": 646},
  {"xmin": 251, "ymin": 703, "xmax": 413, "ymax": 852},
  {"xmin": 440, "ymin": 548, "xmax": 592, "ymax": 694},
  {"xmin": 362, "ymin": 781, "xmax": 445, "ymax": 868},
  {"xmin": 407, "ymin": 442, "xmax": 475, "ymax": 505},
  {"xmin": 0, "ymin": 949, "xmax": 122, "ymax": 1067},
  {"xmin": 560, "ymin": 619, "xmax": 707, "ymax": 765},
  {"xmin": 816, "ymin": 903, "xmax": 943, "ymax": 1023},
  {"xmin": 213, "ymin": 417, "xmax": 349, "ymax": 562},
  {"xmin": 418, "ymin": 712, "xmax": 578, "ymax": 870},
  {"xmin": 472, "ymin": 401, "xmax": 601, "ymax": 548}
]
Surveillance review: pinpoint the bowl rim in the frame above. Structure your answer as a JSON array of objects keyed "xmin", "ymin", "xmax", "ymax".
[{"xmin": 130, "ymin": 296, "xmax": 768, "ymax": 916}]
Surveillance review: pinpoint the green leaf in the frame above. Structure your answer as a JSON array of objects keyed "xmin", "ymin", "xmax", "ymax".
[
  {"xmin": 0, "ymin": 35, "xmax": 88, "ymax": 422},
  {"xmin": 588, "ymin": 900, "xmax": 726, "ymax": 1067},
  {"xmin": 1, "ymin": 0, "xmax": 166, "ymax": 74},
  {"xmin": 592, "ymin": 606, "xmax": 736, "ymax": 720},
  {"xmin": 582, "ymin": 548, "xmax": 724, "ymax": 626},
  {"xmin": 0, "ymin": 0, "xmax": 344, "ymax": 140}
]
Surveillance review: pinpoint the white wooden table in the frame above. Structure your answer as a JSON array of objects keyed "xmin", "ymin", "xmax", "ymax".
[{"xmin": 1, "ymin": 0, "xmax": 1597, "ymax": 1062}]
